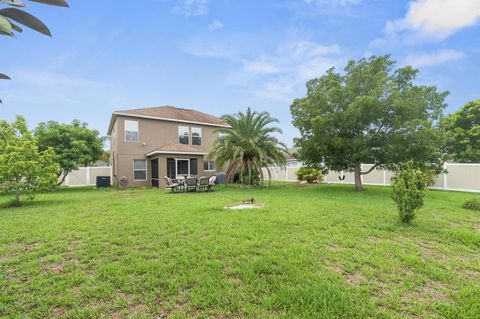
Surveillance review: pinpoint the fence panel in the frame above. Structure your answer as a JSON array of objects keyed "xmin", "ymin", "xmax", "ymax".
[
  {"xmin": 264, "ymin": 163, "xmax": 480, "ymax": 193},
  {"xmin": 63, "ymin": 167, "xmax": 112, "ymax": 187}
]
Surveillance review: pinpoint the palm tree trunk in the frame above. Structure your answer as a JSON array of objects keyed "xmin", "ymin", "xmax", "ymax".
[{"xmin": 247, "ymin": 160, "xmax": 252, "ymax": 187}]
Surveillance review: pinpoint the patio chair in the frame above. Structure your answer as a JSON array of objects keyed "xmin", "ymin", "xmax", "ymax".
[
  {"xmin": 198, "ymin": 176, "xmax": 210, "ymax": 192},
  {"xmin": 186, "ymin": 177, "xmax": 198, "ymax": 192},
  {"xmin": 207, "ymin": 175, "xmax": 217, "ymax": 192},
  {"xmin": 164, "ymin": 177, "xmax": 179, "ymax": 193}
]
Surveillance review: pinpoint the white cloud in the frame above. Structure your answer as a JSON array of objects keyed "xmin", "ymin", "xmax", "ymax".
[
  {"xmin": 304, "ymin": 0, "xmax": 362, "ymax": 6},
  {"xmin": 386, "ymin": 0, "xmax": 480, "ymax": 40},
  {"xmin": 402, "ymin": 49, "xmax": 466, "ymax": 68},
  {"xmin": 208, "ymin": 19, "xmax": 224, "ymax": 31},
  {"xmin": 182, "ymin": 39, "xmax": 239, "ymax": 59},
  {"xmin": 249, "ymin": 40, "xmax": 341, "ymax": 100},
  {"xmin": 172, "ymin": 0, "xmax": 208, "ymax": 17},
  {"xmin": 182, "ymin": 32, "xmax": 342, "ymax": 101},
  {"xmin": 243, "ymin": 59, "xmax": 280, "ymax": 75}
]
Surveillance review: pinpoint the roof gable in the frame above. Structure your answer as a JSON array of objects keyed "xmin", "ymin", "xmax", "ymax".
[{"xmin": 107, "ymin": 106, "xmax": 227, "ymax": 135}]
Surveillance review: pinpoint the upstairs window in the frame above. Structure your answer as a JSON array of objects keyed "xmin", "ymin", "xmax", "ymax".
[
  {"xmin": 179, "ymin": 126, "xmax": 189, "ymax": 144},
  {"xmin": 125, "ymin": 120, "xmax": 139, "ymax": 142},
  {"xmin": 204, "ymin": 161, "xmax": 215, "ymax": 171},
  {"xmin": 192, "ymin": 127, "xmax": 202, "ymax": 146}
]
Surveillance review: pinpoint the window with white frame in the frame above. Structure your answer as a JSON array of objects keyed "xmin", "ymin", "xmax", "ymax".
[
  {"xmin": 204, "ymin": 161, "xmax": 215, "ymax": 171},
  {"xmin": 192, "ymin": 127, "xmax": 202, "ymax": 145},
  {"xmin": 125, "ymin": 120, "xmax": 139, "ymax": 142},
  {"xmin": 179, "ymin": 126, "xmax": 189, "ymax": 144},
  {"xmin": 133, "ymin": 160, "xmax": 147, "ymax": 181}
]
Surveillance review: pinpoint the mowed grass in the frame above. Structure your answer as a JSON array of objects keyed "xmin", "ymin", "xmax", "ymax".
[{"xmin": 0, "ymin": 184, "xmax": 479, "ymax": 319}]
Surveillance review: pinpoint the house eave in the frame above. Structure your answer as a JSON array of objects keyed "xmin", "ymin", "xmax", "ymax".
[
  {"xmin": 112, "ymin": 112, "xmax": 230, "ymax": 129},
  {"xmin": 146, "ymin": 150, "xmax": 209, "ymax": 157}
]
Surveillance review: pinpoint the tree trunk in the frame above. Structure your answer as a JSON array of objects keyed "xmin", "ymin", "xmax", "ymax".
[
  {"xmin": 247, "ymin": 160, "xmax": 252, "ymax": 187},
  {"xmin": 15, "ymin": 190, "xmax": 20, "ymax": 205},
  {"xmin": 354, "ymin": 163, "xmax": 363, "ymax": 192},
  {"xmin": 57, "ymin": 171, "xmax": 68, "ymax": 186}
]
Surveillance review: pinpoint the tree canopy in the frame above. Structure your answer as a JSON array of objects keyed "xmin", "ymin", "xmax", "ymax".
[
  {"xmin": 34, "ymin": 120, "xmax": 106, "ymax": 184},
  {"xmin": 0, "ymin": 116, "xmax": 59, "ymax": 205},
  {"xmin": 209, "ymin": 108, "xmax": 288, "ymax": 186},
  {"xmin": 443, "ymin": 99, "xmax": 480, "ymax": 163},
  {"xmin": 291, "ymin": 55, "xmax": 447, "ymax": 191}
]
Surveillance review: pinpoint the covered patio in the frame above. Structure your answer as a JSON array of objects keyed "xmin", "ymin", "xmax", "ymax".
[{"xmin": 145, "ymin": 143, "xmax": 208, "ymax": 188}]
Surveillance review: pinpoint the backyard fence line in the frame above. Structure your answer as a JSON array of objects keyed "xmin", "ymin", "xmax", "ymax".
[
  {"xmin": 63, "ymin": 166, "xmax": 112, "ymax": 187},
  {"xmin": 262, "ymin": 162, "xmax": 480, "ymax": 193}
]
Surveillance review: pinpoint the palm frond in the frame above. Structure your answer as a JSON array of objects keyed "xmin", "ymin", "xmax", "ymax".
[{"xmin": 209, "ymin": 108, "xmax": 288, "ymax": 186}]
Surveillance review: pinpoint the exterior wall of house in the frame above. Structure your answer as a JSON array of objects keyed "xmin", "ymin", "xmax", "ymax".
[
  {"xmin": 109, "ymin": 120, "xmax": 120, "ymax": 183},
  {"xmin": 111, "ymin": 115, "xmax": 222, "ymax": 188}
]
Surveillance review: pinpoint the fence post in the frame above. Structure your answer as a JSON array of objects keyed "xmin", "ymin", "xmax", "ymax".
[
  {"xmin": 86, "ymin": 167, "xmax": 91, "ymax": 186},
  {"xmin": 383, "ymin": 169, "xmax": 387, "ymax": 186}
]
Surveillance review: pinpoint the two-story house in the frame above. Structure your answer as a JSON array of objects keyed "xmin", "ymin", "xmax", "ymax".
[{"xmin": 107, "ymin": 106, "xmax": 227, "ymax": 188}]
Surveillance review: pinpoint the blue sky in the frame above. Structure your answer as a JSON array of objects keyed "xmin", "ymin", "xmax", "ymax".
[{"xmin": 1, "ymin": 0, "xmax": 479, "ymax": 146}]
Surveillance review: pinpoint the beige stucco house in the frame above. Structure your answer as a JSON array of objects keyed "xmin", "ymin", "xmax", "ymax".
[{"xmin": 107, "ymin": 106, "xmax": 227, "ymax": 188}]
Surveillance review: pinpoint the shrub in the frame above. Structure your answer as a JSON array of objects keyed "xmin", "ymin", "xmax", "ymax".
[
  {"xmin": 297, "ymin": 167, "xmax": 323, "ymax": 184},
  {"xmin": 463, "ymin": 199, "xmax": 480, "ymax": 211},
  {"xmin": 391, "ymin": 162, "xmax": 429, "ymax": 224},
  {"xmin": 234, "ymin": 166, "xmax": 261, "ymax": 186}
]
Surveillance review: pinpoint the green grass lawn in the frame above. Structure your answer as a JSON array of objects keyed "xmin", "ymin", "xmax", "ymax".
[{"xmin": 1, "ymin": 184, "xmax": 479, "ymax": 319}]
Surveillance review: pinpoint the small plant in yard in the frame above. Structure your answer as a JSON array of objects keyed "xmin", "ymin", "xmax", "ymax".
[
  {"xmin": 0, "ymin": 116, "xmax": 60, "ymax": 206},
  {"xmin": 391, "ymin": 162, "xmax": 429, "ymax": 224},
  {"xmin": 463, "ymin": 199, "xmax": 480, "ymax": 211},
  {"xmin": 297, "ymin": 167, "xmax": 323, "ymax": 184}
]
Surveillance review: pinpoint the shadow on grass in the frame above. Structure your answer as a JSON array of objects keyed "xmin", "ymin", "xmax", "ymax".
[{"xmin": 0, "ymin": 198, "xmax": 71, "ymax": 210}]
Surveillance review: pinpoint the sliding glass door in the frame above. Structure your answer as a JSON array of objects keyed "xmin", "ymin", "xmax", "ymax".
[{"xmin": 176, "ymin": 159, "xmax": 189, "ymax": 178}]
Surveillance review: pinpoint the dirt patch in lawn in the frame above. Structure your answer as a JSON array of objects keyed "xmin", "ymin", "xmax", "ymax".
[
  {"xmin": 225, "ymin": 204, "xmax": 264, "ymax": 210},
  {"xmin": 345, "ymin": 271, "xmax": 367, "ymax": 285},
  {"xmin": 403, "ymin": 280, "xmax": 451, "ymax": 304},
  {"xmin": 325, "ymin": 243, "xmax": 343, "ymax": 251},
  {"xmin": 43, "ymin": 263, "xmax": 64, "ymax": 273}
]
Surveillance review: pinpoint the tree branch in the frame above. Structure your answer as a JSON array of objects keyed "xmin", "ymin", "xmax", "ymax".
[{"xmin": 360, "ymin": 163, "xmax": 379, "ymax": 175}]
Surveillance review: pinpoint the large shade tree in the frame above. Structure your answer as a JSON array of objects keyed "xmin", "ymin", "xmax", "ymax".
[
  {"xmin": 442, "ymin": 99, "xmax": 480, "ymax": 163},
  {"xmin": 0, "ymin": 116, "xmax": 59, "ymax": 205},
  {"xmin": 209, "ymin": 108, "xmax": 288, "ymax": 186},
  {"xmin": 0, "ymin": 0, "xmax": 69, "ymax": 81},
  {"xmin": 291, "ymin": 55, "xmax": 447, "ymax": 191},
  {"xmin": 34, "ymin": 120, "xmax": 106, "ymax": 185}
]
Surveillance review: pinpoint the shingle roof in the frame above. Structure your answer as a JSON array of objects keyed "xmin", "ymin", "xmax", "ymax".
[
  {"xmin": 145, "ymin": 143, "xmax": 208, "ymax": 157},
  {"xmin": 117, "ymin": 106, "xmax": 225, "ymax": 125}
]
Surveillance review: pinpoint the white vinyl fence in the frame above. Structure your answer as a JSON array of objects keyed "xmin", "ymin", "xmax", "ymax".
[
  {"xmin": 63, "ymin": 167, "xmax": 112, "ymax": 187},
  {"xmin": 263, "ymin": 162, "xmax": 480, "ymax": 193}
]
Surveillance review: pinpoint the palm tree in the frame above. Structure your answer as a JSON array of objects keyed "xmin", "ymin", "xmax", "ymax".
[
  {"xmin": 209, "ymin": 108, "xmax": 288, "ymax": 186},
  {"xmin": 0, "ymin": 0, "xmax": 69, "ymax": 83}
]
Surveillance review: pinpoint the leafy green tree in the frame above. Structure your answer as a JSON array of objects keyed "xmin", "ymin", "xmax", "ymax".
[
  {"xmin": 0, "ymin": 116, "xmax": 60, "ymax": 205},
  {"xmin": 0, "ymin": 0, "xmax": 69, "ymax": 81},
  {"xmin": 291, "ymin": 55, "xmax": 447, "ymax": 191},
  {"xmin": 209, "ymin": 108, "xmax": 288, "ymax": 186},
  {"xmin": 443, "ymin": 100, "xmax": 480, "ymax": 163},
  {"xmin": 391, "ymin": 162, "xmax": 429, "ymax": 224},
  {"xmin": 34, "ymin": 120, "xmax": 106, "ymax": 185}
]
